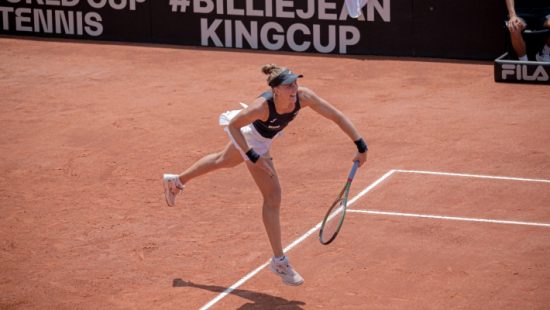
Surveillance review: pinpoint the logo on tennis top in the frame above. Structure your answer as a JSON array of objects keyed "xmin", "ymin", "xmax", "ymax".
[{"xmin": 270, "ymin": 118, "xmax": 278, "ymax": 123}]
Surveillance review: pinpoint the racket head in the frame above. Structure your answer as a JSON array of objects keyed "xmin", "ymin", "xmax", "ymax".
[
  {"xmin": 318, "ymin": 160, "xmax": 359, "ymax": 245},
  {"xmin": 319, "ymin": 195, "xmax": 347, "ymax": 245}
]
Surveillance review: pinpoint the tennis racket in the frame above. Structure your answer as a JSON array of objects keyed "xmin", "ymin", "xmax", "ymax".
[{"xmin": 319, "ymin": 160, "xmax": 360, "ymax": 245}]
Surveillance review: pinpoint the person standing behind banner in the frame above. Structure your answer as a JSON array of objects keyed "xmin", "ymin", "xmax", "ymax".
[
  {"xmin": 345, "ymin": 0, "xmax": 369, "ymax": 18},
  {"xmin": 505, "ymin": 0, "xmax": 550, "ymax": 61}
]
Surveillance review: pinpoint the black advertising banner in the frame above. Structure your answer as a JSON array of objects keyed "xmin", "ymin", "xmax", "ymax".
[
  {"xmin": 0, "ymin": 0, "xmax": 415, "ymax": 56},
  {"xmin": 0, "ymin": 0, "xmax": 151, "ymax": 40},
  {"xmin": 150, "ymin": 0, "xmax": 414, "ymax": 56},
  {"xmin": 412, "ymin": 0, "xmax": 506, "ymax": 60},
  {"xmin": 0, "ymin": 0, "xmax": 507, "ymax": 60}
]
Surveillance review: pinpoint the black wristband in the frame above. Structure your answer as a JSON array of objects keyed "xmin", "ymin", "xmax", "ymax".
[
  {"xmin": 245, "ymin": 148, "xmax": 261, "ymax": 163},
  {"xmin": 354, "ymin": 138, "xmax": 368, "ymax": 153}
]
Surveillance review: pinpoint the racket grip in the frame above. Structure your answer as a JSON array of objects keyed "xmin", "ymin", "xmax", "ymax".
[{"xmin": 347, "ymin": 160, "xmax": 360, "ymax": 181}]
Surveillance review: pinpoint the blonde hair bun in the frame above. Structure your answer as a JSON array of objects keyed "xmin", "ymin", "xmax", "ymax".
[{"xmin": 261, "ymin": 64, "xmax": 280, "ymax": 75}]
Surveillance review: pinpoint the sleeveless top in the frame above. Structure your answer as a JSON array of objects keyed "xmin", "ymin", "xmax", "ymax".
[{"xmin": 252, "ymin": 91, "xmax": 301, "ymax": 139}]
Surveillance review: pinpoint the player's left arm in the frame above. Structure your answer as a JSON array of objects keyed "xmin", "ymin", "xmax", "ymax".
[{"xmin": 299, "ymin": 87, "xmax": 368, "ymax": 166}]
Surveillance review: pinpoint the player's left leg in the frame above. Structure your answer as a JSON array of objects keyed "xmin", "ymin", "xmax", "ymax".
[
  {"xmin": 163, "ymin": 142, "xmax": 243, "ymax": 206},
  {"xmin": 177, "ymin": 141, "xmax": 243, "ymax": 185}
]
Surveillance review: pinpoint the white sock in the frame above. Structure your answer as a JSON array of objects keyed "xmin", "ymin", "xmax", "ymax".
[
  {"xmin": 174, "ymin": 177, "xmax": 184, "ymax": 189},
  {"xmin": 519, "ymin": 55, "xmax": 528, "ymax": 61},
  {"xmin": 274, "ymin": 255, "xmax": 286, "ymax": 262},
  {"xmin": 543, "ymin": 44, "xmax": 550, "ymax": 55}
]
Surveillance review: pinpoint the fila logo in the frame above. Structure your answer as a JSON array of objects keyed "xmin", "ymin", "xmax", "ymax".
[{"xmin": 501, "ymin": 64, "xmax": 549, "ymax": 81}]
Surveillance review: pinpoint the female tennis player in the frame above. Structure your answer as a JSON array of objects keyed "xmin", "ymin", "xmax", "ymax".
[{"xmin": 162, "ymin": 64, "xmax": 368, "ymax": 286}]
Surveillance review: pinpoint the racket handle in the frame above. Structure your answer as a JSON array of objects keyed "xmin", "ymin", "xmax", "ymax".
[{"xmin": 347, "ymin": 160, "xmax": 360, "ymax": 182}]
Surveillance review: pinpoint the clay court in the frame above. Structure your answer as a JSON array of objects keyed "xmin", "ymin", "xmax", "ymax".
[{"xmin": 1, "ymin": 36, "xmax": 550, "ymax": 309}]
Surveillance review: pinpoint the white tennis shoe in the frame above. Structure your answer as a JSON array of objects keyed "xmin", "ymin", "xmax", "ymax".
[
  {"xmin": 269, "ymin": 256, "xmax": 304, "ymax": 286},
  {"xmin": 536, "ymin": 52, "xmax": 550, "ymax": 62},
  {"xmin": 163, "ymin": 174, "xmax": 184, "ymax": 207}
]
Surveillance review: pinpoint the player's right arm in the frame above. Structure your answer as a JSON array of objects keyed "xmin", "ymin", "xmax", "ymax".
[
  {"xmin": 227, "ymin": 97, "xmax": 268, "ymax": 154},
  {"xmin": 227, "ymin": 97, "xmax": 275, "ymax": 176}
]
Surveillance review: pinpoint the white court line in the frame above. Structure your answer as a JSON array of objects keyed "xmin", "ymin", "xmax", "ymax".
[
  {"xmin": 364, "ymin": 169, "xmax": 550, "ymax": 227},
  {"xmin": 198, "ymin": 261, "xmax": 270, "ymax": 310},
  {"xmin": 199, "ymin": 169, "xmax": 395, "ymax": 310},
  {"xmin": 396, "ymin": 169, "xmax": 550, "ymax": 183},
  {"xmin": 348, "ymin": 209, "xmax": 550, "ymax": 228},
  {"xmin": 348, "ymin": 170, "xmax": 396, "ymax": 205},
  {"xmin": 200, "ymin": 168, "xmax": 550, "ymax": 309}
]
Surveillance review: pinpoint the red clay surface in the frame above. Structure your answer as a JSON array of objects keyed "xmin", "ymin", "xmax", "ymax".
[{"xmin": 1, "ymin": 36, "xmax": 549, "ymax": 309}]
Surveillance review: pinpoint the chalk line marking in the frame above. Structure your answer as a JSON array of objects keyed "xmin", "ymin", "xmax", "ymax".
[
  {"xmin": 200, "ymin": 168, "xmax": 550, "ymax": 308},
  {"xmin": 396, "ymin": 169, "xmax": 550, "ymax": 183},
  {"xmin": 199, "ymin": 169, "xmax": 396, "ymax": 310},
  {"xmin": 348, "ymin": 209, "xmax": 550, "ymax": 227},
  {"xmin": 354, "ymin": 169, "xmax": 550, "ymax": 227}
]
